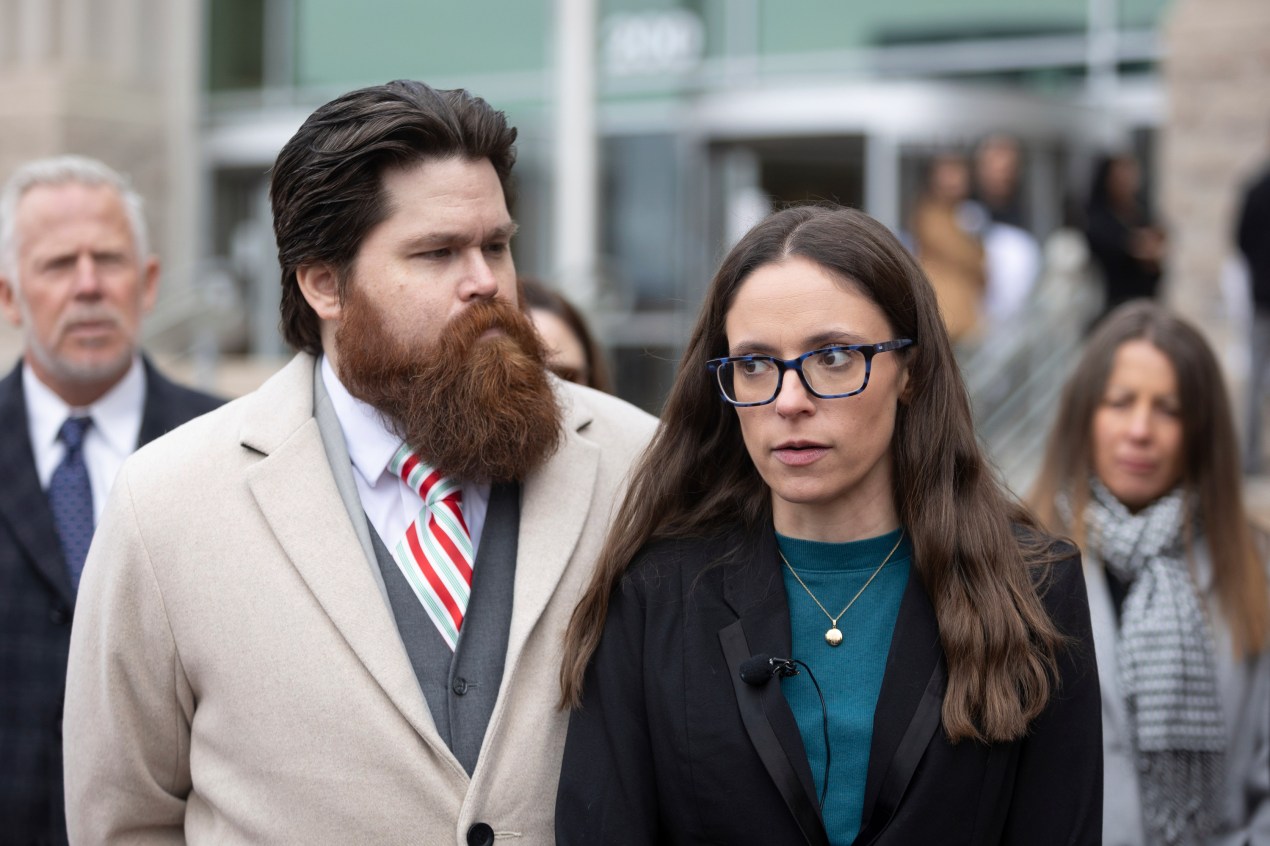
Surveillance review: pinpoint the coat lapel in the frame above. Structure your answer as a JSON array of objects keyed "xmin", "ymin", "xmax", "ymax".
[
  {"xmin": 855, "ymin": 572, "xmax": 946, "ymax": 844},
  {"xmin": 719, "ymin": 528, "xmax": 830, "ymax": 846},
  {"xmin": 0, "ymin": 362, "xmax": 74, "ymax": 606},
  {"xmin": 505, "ymin": 385, "xmax": 599, "ymax": 670},
  {"xmin": 240, "ymin": 356, "xmax": 448, "ymax": 764},
  {"xmin": 1082, "ymin": 558, "xmax": 1128, "ymax": 741}
]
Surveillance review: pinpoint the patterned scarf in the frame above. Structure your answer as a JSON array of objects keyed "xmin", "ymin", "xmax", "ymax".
[{"xmin": 1082, "ymin": 480, "xmax": 1225, "ymax": 846}]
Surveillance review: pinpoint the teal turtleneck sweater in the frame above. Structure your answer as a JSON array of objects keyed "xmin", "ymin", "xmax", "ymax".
[{"xmin": 776, "ymin": 528, "xmax": 912, "ymax": 846}]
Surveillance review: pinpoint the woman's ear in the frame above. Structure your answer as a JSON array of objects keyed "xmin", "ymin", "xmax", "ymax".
[{"xmin": 897, "ymin": 363, "xmax": 913, "ymax": 405}]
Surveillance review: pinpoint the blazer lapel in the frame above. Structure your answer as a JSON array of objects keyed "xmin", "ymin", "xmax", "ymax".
[
  {"xmin": 0, "ymin": 362, "xmax": 74, "ymax": 606},
  {"xmin": 138, "ymin": 357, "xmax": 176, "ymax": 446},
  {"xmin": 855, "ymin": 573, "xmax": 946, "ymax": 844},
  {"xmin": 136, "ymin": 356, "xmax": 192, "ymax": 445},
  {"xmin": 240, "ymin": 356, "xmax": 446, "ymax": 761},
  {"xmin": 719, "ymin": 528, "xmax": 829, "ymax": 846}
]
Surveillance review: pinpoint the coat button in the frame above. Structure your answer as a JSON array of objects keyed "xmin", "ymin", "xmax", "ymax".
[
  {"xmin": 452, "ymin": 677, "xmax": 469, "ymax": 696},
  {"xmin": 49, "ymin": 606, "xmax": 70, "ymax": 625},
  {"xmin": 466, "ymin": 822, "xmax": 494, "ymax": 846}
]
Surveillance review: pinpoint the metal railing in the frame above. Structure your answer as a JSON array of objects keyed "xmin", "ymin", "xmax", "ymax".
[
  {"xmin": 962, "ymin": 229, "xmax": 1101, "ymax": 499},
  {"xmin": 140, "ymin": 263, "xmax": 243, "ymax": 392}
]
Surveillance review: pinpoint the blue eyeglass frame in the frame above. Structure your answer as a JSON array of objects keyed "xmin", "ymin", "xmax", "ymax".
[{"xmin": 706, "ymin": 338, "xmax": 914, "ymax": 407}]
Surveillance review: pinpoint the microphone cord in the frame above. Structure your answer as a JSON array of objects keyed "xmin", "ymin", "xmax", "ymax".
[
  {"xmin": 786, "ymin": 658, "xmax": 830, "ymax": 810},
  {"xmin": 741, "ymin": 654, "xmax": 832, "ymax": 810}
]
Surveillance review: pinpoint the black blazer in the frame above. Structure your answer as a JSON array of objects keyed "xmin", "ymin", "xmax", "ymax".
[
  {"xmin": 0, "ymin": 358, "xmax": 222, "ymax": 846},
  {"xmin": 556, "ymin": 525, "xmax": 1102, "ymax": 845}
]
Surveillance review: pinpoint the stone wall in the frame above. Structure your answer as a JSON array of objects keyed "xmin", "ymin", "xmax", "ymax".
[
  {"xmin": 1161, "ymin": 0, "xmax": 1270, "ymax": 391},
  {"xmin": 0, "ymin": 0, "xmax": 201, "ymax": 360}
]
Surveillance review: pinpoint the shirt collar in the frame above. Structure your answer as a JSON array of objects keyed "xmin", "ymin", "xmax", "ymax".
[
  {"xmin": 320, "ymin": 354, "xmax": 403, "ymax": 488},
  {"xmin": 23, "ymin": 355, "xmax": 145, "ymax": 457}
]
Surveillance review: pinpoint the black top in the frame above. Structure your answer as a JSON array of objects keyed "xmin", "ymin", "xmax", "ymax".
[
  {"xmin": 1104, "ymin": 567, "xmax": 1132, "ymax": 624},
  {"xmin": 556, "ymin": 523, "xmax": 1103, "ymax": 845},
  {"xmin": 1238, "ymin": 166, "xmax": 1270, "ymax": 310},
  {"xmin": 1085, "ymin": 206, "xmax": 1161, "ymax": 313}
]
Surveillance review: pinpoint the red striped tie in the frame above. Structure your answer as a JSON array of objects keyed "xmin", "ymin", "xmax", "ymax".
[{"xmin": 388, "ymin": 444, "xmax": 473, "ymax": 650}]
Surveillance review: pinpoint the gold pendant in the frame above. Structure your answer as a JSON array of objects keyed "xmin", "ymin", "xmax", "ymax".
[{"xmin": 825, "ymin": 627, "xmax": 843, "ymax": 647}]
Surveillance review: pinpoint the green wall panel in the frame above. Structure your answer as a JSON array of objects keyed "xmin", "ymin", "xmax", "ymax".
[
  {"xmin": 295, "ymin": 0, "xmax": 551, "ymax": 87},
  {"xmin": 283, "ymin": 0, "xmax": 1172, "ymax": 88},
  {"xmin": 752, "ymin": 0, "xmax": 1169, "ymax": 54}
]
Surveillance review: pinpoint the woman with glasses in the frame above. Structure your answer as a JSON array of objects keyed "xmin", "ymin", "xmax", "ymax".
[
  {"xmin": 555, "ymin": 205, "xmax": 1101, "ymax": 845},
  {"xmin": 1031, "ymin": 301, "xmax": 1270, "ymax": 846}
]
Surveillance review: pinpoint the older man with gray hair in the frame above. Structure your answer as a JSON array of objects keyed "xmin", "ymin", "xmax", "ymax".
[{"xmin": 0, "ymin": 155, "xmax": 221, "ymax": 845}]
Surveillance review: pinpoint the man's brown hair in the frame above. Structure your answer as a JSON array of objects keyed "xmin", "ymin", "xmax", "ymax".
[{"xmin": 270, "ymin": 79, "xmax": 517, "ymax": 354}]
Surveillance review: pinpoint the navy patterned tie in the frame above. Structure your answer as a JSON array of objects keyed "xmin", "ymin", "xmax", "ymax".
[{"xmin": 48, "ymin": 415, "xmax": 94, "ymax": 591}]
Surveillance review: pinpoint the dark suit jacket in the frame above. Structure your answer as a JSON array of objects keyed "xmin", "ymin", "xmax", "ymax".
[
  {"xmin": 1237, "ymin": 166, "xmax": 1270, "ymax": 309},
  {"xmin": 1084, "ymin": 206, "xmax": 1161, "ymax": 314},
  {"xmin": 0, "ymin": 357, "xmax": 222, "ymax": 846},
  {"xmin": 556, "ymin": 525, "xmax": 1102, "ymax": 845}
]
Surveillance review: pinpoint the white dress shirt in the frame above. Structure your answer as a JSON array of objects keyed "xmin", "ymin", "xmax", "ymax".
[
  {"xmin": 320, "ymin": 355, "xmax": 490, "ymax": 555},
  {"xmin": 25, "ymin": 356, "xmax": 145, "ymax": 525}
]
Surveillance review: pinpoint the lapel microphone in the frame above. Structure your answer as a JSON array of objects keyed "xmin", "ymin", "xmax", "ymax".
[
  {"xmin": 738, "ymin": 653, "xmax": 831, "ymax": 809},
  {"xmin": 739, "ymin": 654, "xmax": 799, "ymax": 685}
]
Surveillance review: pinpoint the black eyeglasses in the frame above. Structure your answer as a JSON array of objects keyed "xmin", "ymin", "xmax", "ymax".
[{"xmin": 706, "ymin": 339, "xmax": 913, "ymax": 407}]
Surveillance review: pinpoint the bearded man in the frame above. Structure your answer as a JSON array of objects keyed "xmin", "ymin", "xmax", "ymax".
[{"xmin": 63, "ymin": 80, "xmax": 656, "ymax": 845}]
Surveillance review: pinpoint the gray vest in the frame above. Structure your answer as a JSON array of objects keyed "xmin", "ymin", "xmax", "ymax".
[{"xmin": 368, "ymin": 483, "xmax": 519, "ymax": 774}]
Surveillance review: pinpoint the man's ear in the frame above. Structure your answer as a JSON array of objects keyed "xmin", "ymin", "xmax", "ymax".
[
  {"xmin": 0, "ymin": 275, "xmax": 22, "ymax": 328},
  {"xmin": 296, "ymin": 264, "xmax": 342, "ymax": 322},
  {"xmin": 139, "ymin": 256, "xmax": 161, "ymax": 315}
]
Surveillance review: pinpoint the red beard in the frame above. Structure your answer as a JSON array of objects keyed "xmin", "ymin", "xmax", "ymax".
[{"xmin": 336, "ymin": 293, "xmax": 563, "ymax": 483}]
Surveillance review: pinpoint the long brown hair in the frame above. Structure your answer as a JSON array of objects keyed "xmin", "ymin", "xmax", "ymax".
[
  {"xmin": 561, "ymin": 205, "xmax": 1066, "ymax": 744},
  {"xmin": 1031, "ymin": 300, "xmax": 1270, "ymax": 655}
]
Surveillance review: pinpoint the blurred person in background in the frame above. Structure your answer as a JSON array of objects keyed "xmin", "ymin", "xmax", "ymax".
[
  {"xmin": 521, "ymin": 276, "xmax": 612, "ymax": 392},
  {"xmin": 1084, "ymin": 154, "xmax": 1166, "ymax": 321},
  {"xmin": 972, "ymin": 133, "xmax": 1027, "ymax": 229},
  {"xmin": 971, "ymin": 135, "xmax": 1042, "ymax": 331},
  {"xmin": 910, "ymin": 152, "xmax": 987, "ymax": 345},
  {"xmin": 61, "ymin": 81, "xmax": 655, "ymax": 844},
  {"xmin": 1031, "ymin": 300, "xmax": 1270, "ymax": 846},
  {"xmin": 1237, "ymin": 150, "xmax": 1270, "ymax": 474},
  {"xmin": 0, "ymin": 155, "xmax": 222, "ymax": 846},
  {"xmin": 557, "ymin": 204, "xmax": 1102, "ymax": 845}
]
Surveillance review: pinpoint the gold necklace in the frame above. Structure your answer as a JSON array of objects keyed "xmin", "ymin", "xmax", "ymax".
[{"xmin": 779, "ymin": 529, "xmax": 905, "ymax": 647}]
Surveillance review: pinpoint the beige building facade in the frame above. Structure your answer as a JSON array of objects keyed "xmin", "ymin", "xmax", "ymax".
[
  {"xmin": 1162, "ymin": 0, "xmax": 1270, "ymax": 423},
  {"xmin": 0, "ymin": 0, "xmax": 203, "ymax": 364}
]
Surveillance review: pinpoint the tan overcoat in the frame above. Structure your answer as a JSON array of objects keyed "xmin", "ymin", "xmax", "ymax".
[{"xmin": 63, "ymin": 354, "xmax": 656, "ymax": 845}]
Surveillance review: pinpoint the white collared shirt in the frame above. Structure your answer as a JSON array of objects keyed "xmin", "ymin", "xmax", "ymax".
[
  {"xmin": 320, "ymin": 355, "xmax": 490, "ymax": 555},
  {"xmin": 25, "ymin": 356, "xmax": 145, "ymax": 525}
]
